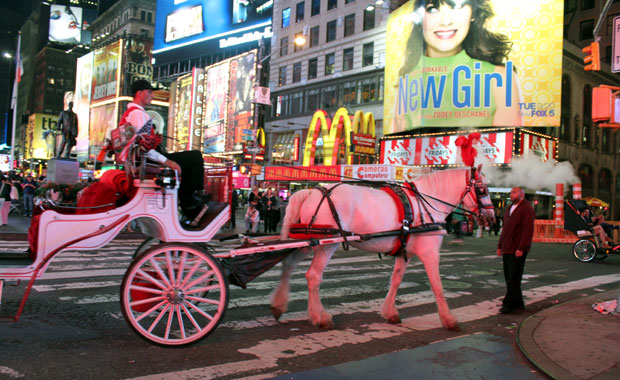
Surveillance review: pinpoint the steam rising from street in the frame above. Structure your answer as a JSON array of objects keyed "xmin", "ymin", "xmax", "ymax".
[{"xmin": 478, "ymin": 154, "xmax": 580, "ymax": 192}]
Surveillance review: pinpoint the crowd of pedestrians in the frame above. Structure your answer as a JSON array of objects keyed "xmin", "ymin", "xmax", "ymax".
[
  {"xmin": 0, "ymin": 170, "xmax": 44, "ymax": 226},
  {"xmin": 242, "ymin": 186, "xmax": 286, "ymax": 234}
]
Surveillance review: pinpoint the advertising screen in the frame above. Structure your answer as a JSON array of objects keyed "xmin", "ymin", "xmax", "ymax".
[
  {"xmin": 48, "ymin": 5, "xmax": 96, "ymax": 44},
  {"xmin": 227, "ymin": 51, "xmax": 256, "ymax": 149},
  {"xmin": 519, "ymin": 132, "xmax": 557, "ymax": 162},
  {"xmin": 172, "ymin": 73, "xmax": 193, "ymax": 152},
  {"xmin": 74, "ymin": 52, "xmax": 93, "ymax": 162},
  {"xmin": 89, "ymin": 103, "xmax": 117, "ymax": 156},
  {"xmin": 92, "ymin": 40, "xmax": 121, "ymax": 103},
  {"xmin": 122, "ymin": 40, "xmax": 153, "ymax": 97},
  {"xmin": 203, "ymin": 62, "xmax": 230, "ymax": 154},
  {"xmin": 380, "ymin": 131, "xmax": 515, "ymax": 166},
  {"xmin": 153, "ymin": 0, "xmax": 272, "ymax": 59},
  {"xmin": 26, "ymin": 114, "xmax": 58, "ymax": 160},
  {"xmin": 384, "ymin": 0, "xmax": 564, "ymax": 133}
]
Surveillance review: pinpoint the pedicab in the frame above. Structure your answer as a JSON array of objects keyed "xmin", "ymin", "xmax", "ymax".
[
  {"xmin": 0, "ymin": 142, "xmax": 496, "ymax": 345},
  {"xmin": 565, "ymin": 199, "xmax": 620, "ymax": 262}
]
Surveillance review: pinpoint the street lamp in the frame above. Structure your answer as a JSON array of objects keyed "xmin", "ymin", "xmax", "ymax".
[{"xmin": 2, "ymin": 52, "xmax": 12, "ymax": 59}]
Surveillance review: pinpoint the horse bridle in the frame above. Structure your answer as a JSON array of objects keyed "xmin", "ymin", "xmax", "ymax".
[{"xmin": 461, "ymin": 167, "xmax": 494, "ymax": 218}]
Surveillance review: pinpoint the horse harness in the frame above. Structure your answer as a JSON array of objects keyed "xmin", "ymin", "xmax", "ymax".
[{"xmin": 301, "ymin": 183, "xmax": 444, "ymax": 256}]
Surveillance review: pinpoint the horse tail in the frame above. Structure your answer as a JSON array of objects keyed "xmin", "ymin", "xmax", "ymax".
[{"xmin": 280, "ymin": 189, "xmax": 313, "ymax": 240}]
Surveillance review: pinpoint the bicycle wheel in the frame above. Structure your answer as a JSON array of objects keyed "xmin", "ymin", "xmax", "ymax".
[
  {"xmin": 573, "ymin": 239, "xmax": 597, "ymax": 263},
  {"xmin": 120, "ymin": 243, "xmax": 229, "ymax": 346}
]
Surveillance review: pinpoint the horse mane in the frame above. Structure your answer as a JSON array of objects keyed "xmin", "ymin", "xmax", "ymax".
[{"xmin": 413, "ymin": 168, "xmax": 467, "ymax": 194}]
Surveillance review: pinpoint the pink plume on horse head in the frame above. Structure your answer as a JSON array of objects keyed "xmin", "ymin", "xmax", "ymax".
[{"xmin": 455, "ymin": 132, "xmax": 481, "ymax": 167}]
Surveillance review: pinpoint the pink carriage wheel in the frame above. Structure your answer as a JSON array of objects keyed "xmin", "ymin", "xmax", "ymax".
[{"xmin": 120, "ymin": 243, "xmax": 229, "ymax": 346}]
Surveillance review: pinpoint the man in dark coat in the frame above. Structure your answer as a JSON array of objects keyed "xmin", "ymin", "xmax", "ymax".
[
  {"xmin": 57, "ymin": 101, "xmax": 79, "ymax": 158},
  {"xmin": 496, "ymin": 187, "xmax": 535, "ymax": 314}
]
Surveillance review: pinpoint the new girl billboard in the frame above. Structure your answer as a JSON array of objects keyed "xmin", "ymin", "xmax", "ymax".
[{"xmin": 384, "ymin": 0, "xmax": 563, "ymax": 133}]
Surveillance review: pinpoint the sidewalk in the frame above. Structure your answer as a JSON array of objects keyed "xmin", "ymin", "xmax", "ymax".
[{"xmin": 517, "ymin": 289, "xmax": 620, "ymax": 379}]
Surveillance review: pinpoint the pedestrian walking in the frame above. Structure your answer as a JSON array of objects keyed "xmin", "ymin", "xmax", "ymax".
[
  {"xmin": 244, "ymin": 204, "xmax": 260, "ymax": 233},
  {"xmin": 496, "ymin": 186, "xmax": 535, "ymax": 314},
  {"xmin": 22, "ymin": 175, "xmax": 37, "ymax": 217},
  {"xmin": 0, "ymin": 176, "xmax": 12, "ymax": 225}
]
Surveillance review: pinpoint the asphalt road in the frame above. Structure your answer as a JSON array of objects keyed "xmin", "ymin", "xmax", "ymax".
[{"xmin": 1, "ymin": 233, "xmax": 619, "ymax": 379}]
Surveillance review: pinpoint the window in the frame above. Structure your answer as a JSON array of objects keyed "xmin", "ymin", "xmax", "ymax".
[
  {"xmin": 291, "ymin": 91, "xmax": 303, "ymax": 114},
  {"xmin": 362, "ymin": 42, "xmax": 373, "ymax": 66},
  {"xmin": 578, "ymin": 164, "xmax": 593, "ymax": 189},
  {"xmin": 328, "ymin": 0, "xmax": 338, "ymax": 10},
  {"xmin": 306, "ymin": 88, "xmax": 320, "ymax": 111},
  {"xmin": 361, "ymin": 77, "xmax": 377, "ymax": 103},
  {"xmin": 599, "ymin": 168, "xmax": 612, "ymax": 192},
  {"xmin": 580, "ymin": 19, "xmax": 594, "ymax": 40},
  {"xmin": 603, "ymin": 129, "xmax": 612, "ymax": 153},
  {"xmin": 310, "ymin": 26, "xmax": 320, "ymax": 47},
  {"xmin": 582, "ymin": 0, "xmax": 595, "ymax": 10},
  {"xmin": 294, "ymin": 32, "xmax": 304, "ymax": 52},
  {"xmin": 308, "ymin": 58, "xmax": 318, "ymax": 79},
  {"xmin": 343, "ymin": 48, "xmax": 354, "ymax": 71},
  {"xmin": 141, "ymin": 10, "xmax": 146, "ymax": 21},
  {"xmin": 616, "ymin": 174, "xmax": 620, "ymax": 198},
  {"xmin": 325, "ymin": 53, "xmax": 335, "ymax": 75},
  {"xmin": 583, "ymin": 85, "xmax": 592, "ymax": 146},
  {"xmin": 321, "ymin": 85, "xmax": 337, "ymax": 108},
  {"xmin": 293, "ymin": 62, "xmax": 302, "ymax": 83},
  {"xmin": 282, "ymin": 8, "xmax": 291, "ymax": 28},
  {"xmin": 560, "ymin": 75, "xmax": 571, "ymax": 142},
  {"xmin": 296, "ymin": 2, "xmax": 305, "ymax": 22},
  {"xmin": 605, "ymin": 45, "xmax": 612, "ymax": 64},
  {"xmin": 279, "ymin": 66, "xmax": 287, "ymax": 87},
  {"xmin": 339, "ymin": 81, "xmax": 357, "ymax": 105},
  {"xmin": 280, "ymin": 37, "xmax": 289, "ymax": 57},
  {"xmin": 311, "ymin": 0, "xmax": 320, "ymax": 16},
  {"xmin": 326, "ymin": 20, "xmax": 337, "ymax": 42},
  {"xmin": 344, "ymin": 14, "xmax": 355, "ymax": 37},
  {"xmin": 363, "ymin": 8, "xmax": 375, "ymax": 30},
  {"xmin": 345, "ymin": 0, "xmax": 355, "ymax": 3},
  {"xmin": 147, "ymin": 12, "xmax": 152, "ymax": 23},
  {"xmin": 606, "ymin": 13, "xmax": 620, "ymax": 35}
]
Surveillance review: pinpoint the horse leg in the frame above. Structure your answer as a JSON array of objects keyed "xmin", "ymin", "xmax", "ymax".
[
  {"xmin": 270, "ymin": 248, "xmax": 307, "ymax": 321},
  {"xmin": 381, "ymin": 255, "xmax": 408, "ymax": 324},
  {"xmin": 415, "ymin": 237, "xmax": 459, "ymax": 331},
  {"xmin": 305, "ymin": 244, "xmax": 337, "ymax": 328}
]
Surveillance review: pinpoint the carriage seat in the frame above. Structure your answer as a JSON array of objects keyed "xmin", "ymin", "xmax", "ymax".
[{"xmin": 577, "ymin": 230, "xmax": 595, "ymax": 238}]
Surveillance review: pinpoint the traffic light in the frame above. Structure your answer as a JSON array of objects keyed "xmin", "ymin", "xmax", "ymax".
[{"xmin": 583, "ymin": 42, "xmax": 600, "ymax": 71}]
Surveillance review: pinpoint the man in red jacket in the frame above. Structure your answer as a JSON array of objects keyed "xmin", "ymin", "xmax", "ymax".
[{"xmin": 497, "ymin": 187, "xmax": 535, "ymax": 314}]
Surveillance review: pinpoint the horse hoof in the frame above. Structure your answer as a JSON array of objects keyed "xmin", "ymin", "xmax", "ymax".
[
  {"xmin": 271, "ymin": 306, "xmax": 283, "ymax": 322},
  {"xmin": 448, "ymin": 323, "xmax": 461, "ymax": 332},
  {"xmin": 387, "ymin": 315, "xmax": 401, "ymax": 324},
  {"xmin": 320, "ymin": 320, "xmax": 335, "ymax": 329}
]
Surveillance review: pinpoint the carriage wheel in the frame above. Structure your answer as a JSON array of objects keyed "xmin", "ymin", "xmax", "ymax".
[
  {"xmin": 120, "ymin": 243, "xmax": 229, "ymax": 346},
  {"xmin": 573, "ymin": 239, "xmax": 597, "ymax": 262},
  {"xmin": 133, "ymin": 237, "xmax": 161, "ymax": 259}
]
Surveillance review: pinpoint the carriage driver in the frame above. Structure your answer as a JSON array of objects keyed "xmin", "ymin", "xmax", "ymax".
[{"xmin": 112, "ymin": 79, "xmax": 209, "ymax": 219}]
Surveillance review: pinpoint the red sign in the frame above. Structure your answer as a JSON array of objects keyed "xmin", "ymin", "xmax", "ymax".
[
  {"xmin": 264, "ymin": 165, "xmax": 341, "ymax": 181},
  {"xmin": 293, "ymin": 136, "xmax": 300, "ymax": 161},
  {"xmin": 519, "ymin": 132, "xmax": 557, "ymax": 162}
]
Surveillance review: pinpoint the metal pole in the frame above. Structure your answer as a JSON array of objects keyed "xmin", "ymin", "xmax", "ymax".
[
  {"xmin": 593, "ymin": 0, "xmax": 614, "ymax": 41},
  {"xmin": 10, "ymin": 32, "xmax": 21, "ymax": 171}
]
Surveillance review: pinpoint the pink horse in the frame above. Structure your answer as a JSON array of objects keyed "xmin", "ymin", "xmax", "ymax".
[{"xmin": 274, "ymin": 167, "xmax": 496, "ymax": 330}]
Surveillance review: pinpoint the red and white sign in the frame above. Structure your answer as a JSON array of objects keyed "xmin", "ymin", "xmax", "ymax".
[
  {"xmin": 342, "ymin": 165, "xmax": 391, "ymax": 181},
  {"xmin": 520, "ymin": 133, "xmax": 556, "ymax": 162},
  {"xmin": 380, "ymin": 132, "xmax": 514, "ymax": 166},
  {"xmin": 0, "ymin": 154, "xmax": 9, "ymax": 172},
  {"xmin": 232, "ymin": 171, "xmax": 251, "ymax": 188}
]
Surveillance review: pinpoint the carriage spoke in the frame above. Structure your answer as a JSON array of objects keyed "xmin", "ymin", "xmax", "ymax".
[
  {"xmin": 181, "ymin": 303, "xmax": 202, "ymax": 332},
  {"xmin": 146, "ymin": 303, "xmax": 171, "ymax": 333},
  {"xmin": 179, "ymin": 259, "xmax": 203, "ymax": 289},
  {"xmin": 185, "ymin": 300, "xmax": 215, "ymax": 321},
  {"xmin": 165, "ymin": 251, "xmax": 176, "ymax": 286},
  {"xmin": 184, "ymin": 284, "xmax": 221, "ymax": 295},
  {"xmin": 135, "ymin": 300, "xmax": 168, "ymax": 322},
  {"xmin": 175, "ymin": 305, "xmax": 186, "ymax": 340},
  {"xmin": 148, "ymin": 257, "xmax": 172, "ymax": 288},
  {"xmin": 186, "ymin": 295, "xmax": 220, "ymax": 306},
  {"xmin": 129, "ymin": 284, "xmax": 166, "ymax": 295},
  {"xmin": 175, "ymin": 251, "xmax": 188, "ymax": 288},
  {"xmin": 164, "ymin": 305, "xmax": 175, "ymax": 340},
  {"xmin": 130, "ymin": 295, "xmax": 165, "ymax": 309},
  {"xmin": 136, "ymin": 269, "xmax": 168, "ymax": 290},
  {"xmin": 183, "ymin": 270, "xmax": 215, "ymax": 291}
]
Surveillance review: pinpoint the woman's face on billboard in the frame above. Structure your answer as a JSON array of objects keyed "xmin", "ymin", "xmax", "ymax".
[{"xmin": 422, "ymin": 1, "xmax": 473, "ymax": 58}]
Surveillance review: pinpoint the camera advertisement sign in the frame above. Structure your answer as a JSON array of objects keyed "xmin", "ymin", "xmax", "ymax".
[{"xmin": 384, "ymin": 0, "xmax": 563, "ymax": 133}]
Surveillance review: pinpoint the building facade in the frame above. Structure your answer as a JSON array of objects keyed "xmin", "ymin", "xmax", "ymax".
[{"xmin": 90, "ymin": 0, "xmax": 156, "ymax": 48}]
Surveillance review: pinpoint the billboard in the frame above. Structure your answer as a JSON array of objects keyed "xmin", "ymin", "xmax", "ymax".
[
  {"xmin": 92, "ymin": 40, "xmax": 122, "ymax": 103},
  {"xmin": 519, "ymin": 132, "xmax": 557, "ymax": 162},
  {"xmin": 380, "ymin": 131, "xmax": 515, "ymax": 166},
  {"xmin": 227, "ymin": 51, "xmax": 256, "ymax": 149},
  {"xmin": 89, "ymin": 103, "xmax": 117, "ymax": 156},
  {"xmin": 74, "ymin": 52, "xmax": 93, "ymax": 162},
  {"xmin": 172, "ymin": 73, "xmax": 193, "ymax": 152},
  {"xmin": 384, "ymin": 0, "xmax": 564, "ymax": 133},
  {"xmin": 189, "ymin": 68, "xmax": 206, "ymax": 151},
  {"xmin": 48, "ymin": 5, "xmax": 96, "ymax": 44},
  {"xmin": 123, "ymin": 40, "xmax": 154, "ymax": 97},
  {"xmin": 153, "ymin": 0, "xmax": 272, "ymax": 61},
  {"xmin": 26, "ymin": 114, "xmax": 58, "ymax": 160},
  {"xmin": 203, "ymin": 62, "xmax": 230, "ymax": 154}
]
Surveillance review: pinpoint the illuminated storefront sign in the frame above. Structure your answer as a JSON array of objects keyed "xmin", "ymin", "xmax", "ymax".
[
  {"xmin": 383, "ymin": 0, "xmax": 563, "ymax": 132},
  {"xmin": 265, "ymin": 165, "xmax": 341, "ymax": 181},
  {"xmin": 189, "ymin": 68, "xmax": 205, "ymax": 150},
  {"xmin": 302, "ymin": 107, "xmax": 376, "ymax": 166},
  {"xmin": 92, "ymin": 40, "xmax": 122, "ymax": 103},
  {"xmin": 264, "ymin": 164, "xmax": 429, "ymax": 182},
  {"xmin": 519, "ymin": 131, "xmax": 558, "ymax": 162},
  {"xmin": 26, "ymin": 114, "xmax": 59, "ymax": 159},
  {"xmin": 380, "ymin": 131, "xmax": 515, "ymax": 166}
]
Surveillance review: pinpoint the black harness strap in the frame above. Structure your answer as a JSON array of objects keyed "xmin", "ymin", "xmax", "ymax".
[
  {"xmin": 308, "ymin": 184, "xmax": 350, "ymax": 250},
  {"xmin": 406, "ymin": 182, "xmax": 436, "ymax": 225},
  {"xmin": 382, "ymin": 184, "xmax": 415, "ymax": 257}
]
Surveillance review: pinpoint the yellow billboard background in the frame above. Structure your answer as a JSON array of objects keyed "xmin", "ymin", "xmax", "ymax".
[
  {"xmin": 384, "ymin": 0, "xmax": 564, "ymax": 134},
  {"xmin": 26, "ymin": 114, "xmax": 58, "ymax": 159}
]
